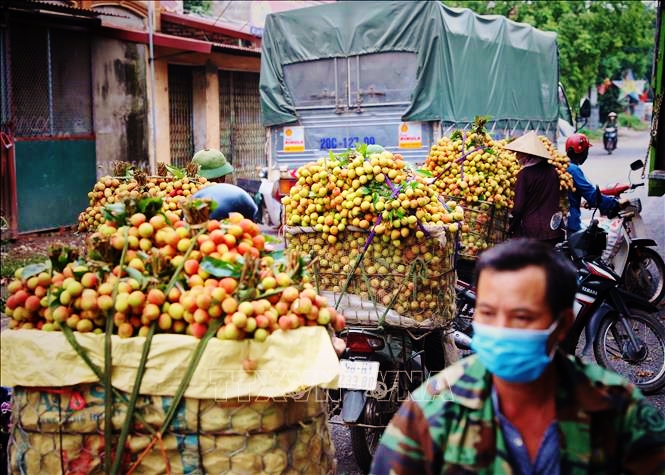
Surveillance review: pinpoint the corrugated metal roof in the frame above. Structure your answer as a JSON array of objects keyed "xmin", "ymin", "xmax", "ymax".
[
  {"xmin": 161, "ymin": 11, "xmax": 260, "ymax": 44},
  {"xmin": 210, "ymin": 41, "xmax": 261, "ymax": 55},
  {"xmin": 10, "ymin": 0, "xmax": 130, "ymax": 18}
]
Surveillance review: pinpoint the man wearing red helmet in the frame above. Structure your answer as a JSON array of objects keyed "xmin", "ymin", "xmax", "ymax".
[{"xmin": 565, "ymin": 133, "xmax": 619, "ymax": 233}]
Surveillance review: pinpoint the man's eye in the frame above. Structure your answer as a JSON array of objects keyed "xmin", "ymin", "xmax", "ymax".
[{"xmin": 515, "ymin": 315, "xmax": 533, "ymax": 323}]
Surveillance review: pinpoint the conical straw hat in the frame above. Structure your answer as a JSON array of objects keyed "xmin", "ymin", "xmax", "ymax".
[{"xmin": 503, "ymin": 131, "xmax": 551, "ymax": 160}]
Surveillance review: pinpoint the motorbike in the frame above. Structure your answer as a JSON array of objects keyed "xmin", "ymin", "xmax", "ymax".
[
  {"xmin": 450, "ymin": 198, "xmax": 665, "ymax": 393},
  {"xmin": 257, "ymin": 168, "xmax": 299, "ymax": 227},
  {"xmin": 235, "ymin": 168, "xmax": 284, "ymax": 227},
  {"xmin": 257, "ymin": 167, "xmax": 284, "ymax": 226},
  {"xmin": 559, "ymin": 205, "xmax": 665, "ymax": 393},
  {"xmin": 452, "ymin": 279, "xmax": 475, "ymax": 353},
  {"xmin": 335, "ymin": 325, "xmax": 428, "ymax": 472},
  {"xmin": 592, "ymin": 160, "xmax": 665, "ymax": 305},
  {"xmin": 603, "ymin": 124, "xmax": 618, "ymax": 154}
]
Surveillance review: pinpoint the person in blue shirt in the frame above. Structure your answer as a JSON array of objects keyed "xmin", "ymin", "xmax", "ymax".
[{"xmin": 565, "ymin": 133, "xmax": 619, "ymax": 234}]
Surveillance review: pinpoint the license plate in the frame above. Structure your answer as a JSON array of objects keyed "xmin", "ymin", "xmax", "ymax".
[{"xmin": 338, "ymin": 360, "xmax": 380, "ymax": 390}]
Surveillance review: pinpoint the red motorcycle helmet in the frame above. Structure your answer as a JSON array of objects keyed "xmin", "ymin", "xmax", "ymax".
[{"xmin": 565, "ymin": 133, "xmax": 592, "ymax": 154}]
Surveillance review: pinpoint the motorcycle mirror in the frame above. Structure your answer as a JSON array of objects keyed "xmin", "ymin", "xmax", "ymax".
[
  {"xmin": 579, "ymin": 98, "xmax": 591, "ymax": 119},
  {"xmin": 630, "ymin": 160, "xmax": 644, "ymax": 171}
]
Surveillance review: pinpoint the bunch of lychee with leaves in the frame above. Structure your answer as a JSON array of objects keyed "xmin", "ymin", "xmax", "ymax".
[
  {"xmin": 282, "ymin": 143, "xmax": 464, "ymax": 247},
  {"xmin": 77, "ymin": 161, "xmax": 210, "ymax": 232},
  {"xmin": 4, "ymin": 196, "xmax": 346, "ymax": 343}
]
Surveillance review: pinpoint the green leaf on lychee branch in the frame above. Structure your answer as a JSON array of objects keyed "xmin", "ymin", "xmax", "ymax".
[
  {"xmin": 199, "ymin": 256, "xmax": 243, "ymax": 278},
  {"xmin": 20, "ymin": 261, "xmax": 51, "ymax": 281},
  {"xmin": 48, "ymin": 287, "xmax": 65, "ymax": 310},
  {"xmin": 85, "ymin": 260, "xmax": 112, "ymax": 276},
  {"xmin": 137, "ymin": 196, "xmax": 164, "ymax": 218},
  {"xmin": 165, "ymin": 164, "xmax": 186, "ymax": 179},
  {"xmin": 48, "ymin": 244, "xmax": 80, "ymax": 272},
  {"xmin": 267, "ymin": 249, "xmax": 284, "ymax": 262},
  {"xmin": 125, "ymin": 267, "xmax": 148, "ymax": 287},
  {"xmin": 264, "ymin": 234, "xmax": 282, "ymax": 245},
  {"xmin": 72, "ymin": 263, "xmax": 90, "ymax": 280},
  {"xmin": 355, "ymin": 142, "xmax": 368, "ymax": 158},
  {"xmin": 102, "ymin": 203, "xmax": 128, "ymax": 227}
]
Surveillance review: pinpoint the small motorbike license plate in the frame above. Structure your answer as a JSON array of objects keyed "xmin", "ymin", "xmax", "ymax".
[{"xmin": 338, "ymin": 360, "xmax": 380, "ymax": 391}]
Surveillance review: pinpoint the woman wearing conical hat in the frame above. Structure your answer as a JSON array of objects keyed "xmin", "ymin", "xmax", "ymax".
[{"xmin": 504, "ymin": 131, "xmax": 565, "ymax": 246}]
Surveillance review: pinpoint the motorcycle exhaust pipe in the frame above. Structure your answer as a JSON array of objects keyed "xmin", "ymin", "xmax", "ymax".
[{"xmin": 453, "ymin": 330, "xmax": 472, "ymax": 350}]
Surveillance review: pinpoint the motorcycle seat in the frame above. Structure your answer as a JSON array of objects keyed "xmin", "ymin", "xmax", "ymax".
[{"xmin": 600, "ymin": 184, "xmax": 630, "ymax": 196}]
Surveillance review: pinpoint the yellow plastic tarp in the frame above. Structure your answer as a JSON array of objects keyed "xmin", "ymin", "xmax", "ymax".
[{"xmin": 0, "ymin": 327, "xmax": 339, "ymax": 399}]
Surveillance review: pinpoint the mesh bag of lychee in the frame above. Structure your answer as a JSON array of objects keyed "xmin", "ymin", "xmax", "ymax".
[
  {"xmin": 443, "ymin": 196, "xmax": 510, "ymax": 260},
  {"xmin": 8, "ymin": 383, "xmax": 335, "ymax": 475},
  {"xmin": 284, "ymin": 225, "xmax": 457, "ymax": 329}
]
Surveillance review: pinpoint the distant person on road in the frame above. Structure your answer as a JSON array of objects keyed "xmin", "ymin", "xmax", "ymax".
[
  {"xmin": 370, "ymin": 239, "xmax": 665, "ymax": 474},
  {"xmin": 504, "ymin": 131, "xmax": 565, "ymax": 246},
  {"xmin": 565, "ymin": 133, "xmax": 620, "ymax": 234},
  {"xmin": 602, "ymin": 111, "xmax": 619, "ymax": 151},
  {"xmin": 604, "ymin": 111, "xmax": 618, "ymax": 128}
]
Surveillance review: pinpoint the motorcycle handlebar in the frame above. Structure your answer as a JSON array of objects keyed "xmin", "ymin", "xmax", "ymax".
[{"xmin": 600, "ymin": 182, "xmax": 644, "ymax": 197}]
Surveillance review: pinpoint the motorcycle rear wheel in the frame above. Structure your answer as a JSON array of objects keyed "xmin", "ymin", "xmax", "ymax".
[
  {"xmin": 623, "ymin": 247, "xmax": 665, "ymax": 305},
  {"xmin": 350, "ymin": 397, "xmax": 391, "ymax": 473},
  {"xmin": 593, "ymin": 308, "xmax": 665, "ymax": 393}
]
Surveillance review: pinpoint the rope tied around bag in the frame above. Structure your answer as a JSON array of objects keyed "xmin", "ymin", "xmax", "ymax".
[{"xmin": 125, "ymin": 432, "xmax": 171, "ymax": 475}]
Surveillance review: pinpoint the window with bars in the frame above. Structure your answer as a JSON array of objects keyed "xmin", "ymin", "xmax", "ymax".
[
  {"xmin": 219, "ymin": 70, "xmax": 265, "ymax": 179},
  {"xmin": 2, "ymin": 23, "xmax": 92, "ymax": 138},
  {"xmin": 168, "ymin": 65, "xmax": 195, "ymax": 168}
]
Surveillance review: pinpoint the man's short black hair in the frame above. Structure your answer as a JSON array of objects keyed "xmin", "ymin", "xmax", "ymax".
[{"xmin": 473, "ymin": 238, "xmax": 577, "ymax": 317}]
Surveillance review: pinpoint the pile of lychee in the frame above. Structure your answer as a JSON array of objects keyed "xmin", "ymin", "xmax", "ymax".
[
  {"xmin": 5, "ymin": 204, "xmax": 346, "ymax": 343},
  {"xmin": 282, "ymin": 147, "xmax": 465, "ymax": 246},
  {"xmin": 77, "ymin": 175, "xmax": 210, "ymax": 232}
]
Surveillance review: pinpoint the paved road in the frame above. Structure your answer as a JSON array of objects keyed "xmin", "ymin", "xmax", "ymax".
[{"xmin": 583, "ymin": 128, "xmax": 664, "ymax": 261}]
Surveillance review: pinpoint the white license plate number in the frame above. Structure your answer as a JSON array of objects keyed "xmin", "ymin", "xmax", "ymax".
[{"xmin": 338, "ymin": 360, "xmax": 380, "ymax": 390}]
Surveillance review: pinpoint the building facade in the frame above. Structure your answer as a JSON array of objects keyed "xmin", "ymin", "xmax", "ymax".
[{"xmin": 1, "ymin": 0, "xmax": 315, "ymax": 234}]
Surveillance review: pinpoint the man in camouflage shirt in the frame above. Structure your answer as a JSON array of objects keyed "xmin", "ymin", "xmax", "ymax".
[{"xmin": 371, "ymin": 239, "xmax": 665, "ymax": 474}]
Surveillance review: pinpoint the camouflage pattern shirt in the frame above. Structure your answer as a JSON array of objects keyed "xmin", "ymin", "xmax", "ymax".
[{"xmin": 370, "ymin": 352, "xmax": 665, "ymax": 474}]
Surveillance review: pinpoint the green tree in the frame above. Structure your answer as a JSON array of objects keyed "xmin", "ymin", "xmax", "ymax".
[
  {"xmin": 183, "ymin": 0, "xmax": 212, "ymax": 15},
  {"xmin": 443, "ymin": 1, "xmax": 656, "ymax": 112}
]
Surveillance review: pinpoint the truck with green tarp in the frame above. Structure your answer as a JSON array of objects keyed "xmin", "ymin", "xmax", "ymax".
[
  {"xmin": 648, "ymin": 0, "xmax": 665, "ymax": 196},
  {"xmin": 258, "ymin": 0, "xmax": 577, "ymax": 191}
]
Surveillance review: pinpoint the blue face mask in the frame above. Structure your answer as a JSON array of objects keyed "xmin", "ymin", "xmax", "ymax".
[{"xmin": 470, "ymin": 320, "xmax": 558, "ymax": 383}]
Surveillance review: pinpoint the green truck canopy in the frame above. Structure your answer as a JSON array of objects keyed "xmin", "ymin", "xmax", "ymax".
[{"xmin": 260, "ymin": 1, "xmax": 559, "ymax": 127}]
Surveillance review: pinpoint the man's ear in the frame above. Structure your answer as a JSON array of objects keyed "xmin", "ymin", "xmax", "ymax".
[{"xmin": 555, "ymin": 309, "xmax": 574, "ymax": 344}]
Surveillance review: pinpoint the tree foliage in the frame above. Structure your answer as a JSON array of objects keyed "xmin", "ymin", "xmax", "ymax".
[
  {"xmin": 183, "ymin": 0, "xmax": 213, "ymax": 15},
  {"xmin": 443, "ymin": 1, "xmax": 656, "ymax": 110}
]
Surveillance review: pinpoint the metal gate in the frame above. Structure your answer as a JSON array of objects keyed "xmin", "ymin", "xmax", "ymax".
[
  {"xmin": 219, "ymin": 71, "xmax": 265, "ymax": 180},
  {"xmin": 168, "ymin": 65, "xmax": 194, "ymax": 168},
  {"xmin": 1, "ymin": 23, "xmax": 95, "ymax": 234}
]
